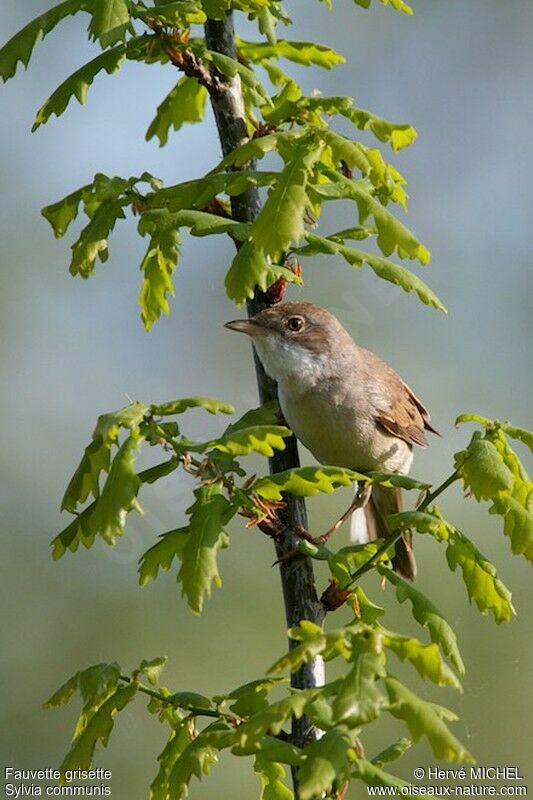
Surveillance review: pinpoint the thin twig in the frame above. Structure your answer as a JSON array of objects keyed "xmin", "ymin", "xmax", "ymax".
[{"xmin": 119, "ymin": 675, "xmax": 239, "ymax": 723}]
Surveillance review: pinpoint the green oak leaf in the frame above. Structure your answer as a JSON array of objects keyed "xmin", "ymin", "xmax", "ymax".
[
  {"xmin": 62, "ymin": 401, "xmax": 148, "ymax": 512},
  {"xmin": 332, "ymin": 652, "xmax": 386, "ymax": 726},
  {"xmin": 150, "ymin": 722, "xmax": 193, "ymax": 800},
  {"xmin": 146, "ymin": 77, "xmax": 207, "ymax": 147},
  {"xmin": 32, "ymin": 44, "xmax": 127, "ymax": 130},
  {"xmin": 139, "ymin": 528, "xmax": 189, "ymax": 586},
  {"xmin": 236, "ymin": 690, "xmax": 320, "ymax": 748},
  {"xmin": 223, "ymin": 401, "xmax": 280, "ymax": 435},
  {"xmin": 298, "ymin": 727, "xmax": 355, "ymax": 800},
  {"xmin": 454, "ymin": 433, "xmax": 514, "ymax": 501},
  {"xmin": 135, "ymin": 656, "xmax": 168, "ymax": 687},
  {"xmin": 378, "ymin": 567, "xmax": 465, "ymax": 675},
  {"xmin": 490, "ymin": 496, "xmax": 533, "ymax": 561},
  {"xmin": 254, "ymin": 757, "xmax": 293, "ymax": 800},
  {"xmin": 445, "ymin": 530, "xmax": 515, "ymax": 624},
  {"xmin": 42, "ymin": 185, "xmax": 90, "ymax": 238},
  {"xmin": 389, "ymin": 509, "xmax": 515, "ymax": 623},
  {"xmin": 87, "ymin": 0, "xmax": 131, "ymax": 48},
  {"xmin": 250, "ymin": 136, "xmax": 322, "ymax": 255},
  {"xmin": 224, "ymin": 240, "xmax": 301, "ymax": 305},
  {"xmin": 210, "ymin": 425, "xmax": 292, "ymax": 457},
  {"xmin": 135, "ymin": 2, "xmax": 207, "ymax": 28},
  {"xmin": 313, "ymin": 170, "xmax": 431, "ymax": 264},
  {"xmin": 59, "ymin": 683, "xmax": 137, "ymax": 773},
  {"xmin": 177, "ymin": 482, "xmax": 234, "ymax": 614},
  {"xmin": 139, "ymin": 228, "xmax": 180, "ymax": 330},
  {"xmin": 268, "ymin": 620, "xmax": 356, "ymax": 674},
  {"xmin": 237, "ymin": 38, "xmax": 345, "ymax": 70},
  {"xmin": 384, "ymin": 676, "xmax": 473, "ymax": 763},
  {"xmin": 371, "ymin": 738, "xmax": 412, "ymax": 767},
  {"xmin": 208, "ymin": 50, "xmax": 271, "ymax": 106},
  {"xmin": 44, "ymin": 672, "xmax": 81, "ymax": 709},
  {"xmin": 89, "ymin": 433, "xmax": 144, "ymax": 545},
  {"xmin": 225, "ymin": 678, "xmax": 287, "ymax": 717},
  {"xmin": 353, "ymin": 757, "xmax": 411, "ymax": 789},
  {"xmin": 152, "ymin": 396, "xmax": 235, "ymax": 416},
  {"xmin": 300, "ymin": 233, "xmax": 445, "ymax": 312},
  {"xmin": 168, "ymin": 721, "xmax": 235, "ymax": 798},
  {"xmin": 500, "ymin": 423, "xmax": 533, "ymax": 453},
  {"xmin": 0, "ymin": 0, "xmax": 86, "ymax": 82},
  {"xmin": 253, "ymin": 465, "xmax": 366, "ymax": 500},
  {"xmin": 139, "ymin": 208, "xmax": 250, "ymax": 241},
  {"xmin": 380, "ymin": 628, "xmax": 461, "ymax": 690}
]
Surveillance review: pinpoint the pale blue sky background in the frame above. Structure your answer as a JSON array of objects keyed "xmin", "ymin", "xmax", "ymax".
[{"xmin": 1, "ymin": 1, "xmax": 532, "ymax": 797}]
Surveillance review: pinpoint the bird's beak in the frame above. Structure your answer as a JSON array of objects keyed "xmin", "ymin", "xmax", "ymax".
[{"xmin": 224, "ymin": 318, "xmax": 268, "ymax": 337}]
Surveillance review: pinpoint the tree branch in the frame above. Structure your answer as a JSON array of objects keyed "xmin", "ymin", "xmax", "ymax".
[{"xmin": 203, "ymin": 11, "xmax": 325, "ymax": 779}]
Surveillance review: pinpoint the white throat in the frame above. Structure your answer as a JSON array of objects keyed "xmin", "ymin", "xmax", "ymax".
[{"xmin": 252, "ymin": 335, "xmax": 329, "ymax": 394}]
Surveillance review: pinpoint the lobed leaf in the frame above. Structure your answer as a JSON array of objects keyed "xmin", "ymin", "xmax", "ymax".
[
  {"xmin": 378, "ymin": 567, "xmax": 465, "ymax": 675},
  {"xmin": 0, "ymin": 0, "xmax": 86, "ymax": 82},
  {"xmin": 371, "ymin": 738, "xmax": 412, "ymax": 768},
  {"xmin": 60, "ymin": 683, "xmax": 137, "ymax": 773},
  {"xmin": 62, "ymin": 401, "xmax": 148, "ymax": 512},
  {"xmin": 139, "ymin": 528, "xmax": 189, "ymax": 586},
  {"xmin": 454, "ymin": 433, "xmax": 514, "ymax": 501},
  {"xmin": 211, "ymin": 424, "xmax": 291, "ymax": 457},
  {"xmin": 32, "ymin": 44, "xmax": 127, "ymax": 130},
  {"xmin": 298, "ymin": 727, "xmax": 355, "ymax": 800},
  {"xmin": 152, "ymin": 396, "xmax": 235, "ymax": 416},
  {"xmin": 141, "ymin": 208, "xmax": 250, "ymax": 241},
  {"xmin": 225, "ymin": 677, "xmax": 287, "ymax": 718},
  {"xmin": 353, "ymin": 757, "xmax": 411, "ymax": 790},
  {"xmin": 225, "ymin": 241, "xmax": 301, "ymax": 305},
  {"xmin": 384, "ymin": 677, "xmax": 473, "ymax": 763},
  {"xmin": 236, "ymin": 690, "xmax": 320, "ymax": 748},
  {"xmin": 254, "ymin": 757, "xmax": 293, "ymax": 800},
  {"xmin": 139, "ymin": 228, "xmax": 180, "ymax": 330},
  {"xmin": 300, "ymin": 233, "xmax": 445, "ymax": 312},
  {"xmin": 87, "ymin": 0, "xmax": 131, "ymax": 48},
  {"xmin": 314, "ymin": 170, "xmax": 431, "ymax": 264},
  {"xmin": 237, "ymin": 38, "xmax": 345, "ymax": 70},
  {"xmin": 150, "ymin": 722, "xmax": 193, "ymax": 800},
  {"xmin": 332, "ymin": 652, "xmax": 386, "ymax": 727},
  {"xmin": 389, "ymin": 509, "xmax": 515, "ymax": 623},
  {"xmin": 88, "ymin": 433, "xmax": 144, "ymax": 545},
  {"xmin": 381, "ymin": 629, "xmax": 461, "ymax": 690},
  {"xmin": 253, "ymin": 466, "xmax": 365, "ymax": 501},
  {"xmin": 168, "ymin": 721, "xmax": 235, "ymax": 798},
  {"xmin": 177, "ymin": 482, "xmax": 233, "ymax": 614},
  {"xmin": 146, "ymin": 77, "xmax": 208, "ymax": 147},
  {"xmin": 250, "ymin": 136, "xmax": 322, "ymax": 255},
  {"xmin": 209, "ymin": 50, "xmax": 271, "ymax": 106},
  {"xmin": 445, "ymin": 531, "xmax": 515, "ymax": 624},
  {"xmin": 136, "ymin": 1, "xmax": 207, "ymax": 28},
  {"xmin": 223, "ymin": 401, "xmax": 280, "ymax": 435},
  {"xmin": 42, "ymin": 185, "xmax": 90, "ymax": 238},
  {"xmin": 135, "ymin": 656, "xmax": 168, "ymax": 686},
  {"xmin": 268, "ymin": 620, "xmax": 356, "ymax": 675}
]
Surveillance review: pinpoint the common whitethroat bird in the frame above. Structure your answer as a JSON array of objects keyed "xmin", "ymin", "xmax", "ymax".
[{"xmin": 225, "ymin": 301, "xmax": 440, "ymax": 581}]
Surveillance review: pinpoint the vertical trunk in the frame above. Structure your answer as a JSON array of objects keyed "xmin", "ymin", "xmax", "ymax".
[{"xmin": 204, "ymin": 11, "xmax": 325, "ymax": 785}]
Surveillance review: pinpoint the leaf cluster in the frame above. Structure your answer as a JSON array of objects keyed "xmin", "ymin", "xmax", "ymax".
[{"xmin": 1, "ymin": 0, "xmax": 445, "ymax": 325}]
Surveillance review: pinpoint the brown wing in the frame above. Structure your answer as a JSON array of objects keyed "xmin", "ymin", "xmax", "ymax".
[{"xmin": 376, "ymin": 378, "xmax": 439, "ymax": 448}]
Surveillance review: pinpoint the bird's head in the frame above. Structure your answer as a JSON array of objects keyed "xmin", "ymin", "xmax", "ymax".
[{"xmin": 225, "ymin": 302, "xmax": 354, "ymax": 387}]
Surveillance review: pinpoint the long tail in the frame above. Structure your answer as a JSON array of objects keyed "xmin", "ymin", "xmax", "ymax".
[{"xmin": 350, "ymin": 484, "xmax": 417, "ymax": 581}]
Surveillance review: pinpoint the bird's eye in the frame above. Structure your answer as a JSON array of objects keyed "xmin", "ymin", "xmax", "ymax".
[{"xmin": 287, "ymin": 316, "xmax": 304, "ymax": 332}]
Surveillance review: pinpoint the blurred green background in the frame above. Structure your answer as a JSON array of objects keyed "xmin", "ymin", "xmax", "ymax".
[{"xmin": 1, "ymin": 1, "xmax": 532, "ymax": 797}]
